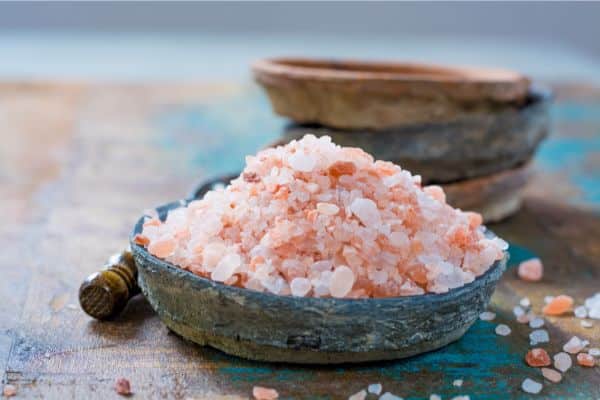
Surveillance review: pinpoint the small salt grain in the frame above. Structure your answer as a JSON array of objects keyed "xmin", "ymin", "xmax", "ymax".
[
  {"xmin": 563, "ymin": 336, "xmax": 585, "ymax": 354},
  {"xmin": 574, "ymin": 305, "xmax": 588, "ymax": 319},
  {"xmin": 453, "ymin": 379, "xmax": 463, "ymax": 387},
  {"xmin": 316, "ymin": 202, "xmax": 339, "ymax": 216},
  {"xmin": 544, "ymin": 296, "xmax": 555, "ymax": 304},
  {"xmin": 576, "ymin": 353, "xmax": 596, "ymax": 367},
  {"xmin": 3, "ymin": 385, "xmax": 17, "ymax": 398},
  {"xmin": 348, "ymin": 389, "xmax": 367, "ymax": 400},
  {"xmin": 479, "ymin": 311, "xmax": 496, "ymax": 321},
  {"xmin": 495, "ymin": 324, "xmax": 511, "ymax": 336},
  {"xmin": 518, "ymin": 258, "xmax": 543, "ymax": 282},
  {"xmin": 450, "ymin": 396, "xmax": 470, "ymax": 400},
  {"xmin": 529, "ymin": 329, "xmax": 549, "ymax": 345},
  {"xmin": 517, "ymin": 313, "xmax": 532, "ymax": 324},
  {"xmin": 379, "ymin": 393, "xmax": 403, "ymax": 400},
  {"xmin": 520, "ymin": 297, "xmax": 531, "ymax": 308},
  {"xmin": 429, "ymin": 395, "xmax": 442, "ymax": 400},
  {"xmin": 541, "ymin": 368, "xmax": 562, "ymax": 383},
  {"xmin": 330, "ymin": 265, "xmax": 355, "ymax": 298},
  {"xmin": 581, "ymin": 320, "xmax": 593, "ymax": 328},
  {"xmin": 290, "ymin": 278, "xmax": 312, "ymax": 297},
  {"xmin": 588, "ymin": 348, "xmax": 600, "ymax": 357},
  {"xmin": 253, "ymin": 386, "xmax": 279, "ymax": 400},
  {"xmin": 529, "ymin": 317, "xmax": 545, "ymax": 329},
  {"xmin": 368, "ymin": 383, "xmax": 382, "ymax": 395},
  {"xmin": 521, "ymin": 378, "xmax": 543, "ymax": 394},
  {"xmin": 513, "ymin": 306, "xmax": 525, "ymax": 318},
  {"xmin": 553, "ymin": 352, "xmax": 572, "ymax": 372},
  {"xmin": 115, "ymin": 378, "xmax": 132, "ymax": 396}
]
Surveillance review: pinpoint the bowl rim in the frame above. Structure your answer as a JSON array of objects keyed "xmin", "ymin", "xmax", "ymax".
[
  {"xmin": 131, "ymin": 198, "xmax": 509, "ymax": 307},
  {"xmin": 252, "ymin": 57, "xmax": 529, "ymax": 88}
]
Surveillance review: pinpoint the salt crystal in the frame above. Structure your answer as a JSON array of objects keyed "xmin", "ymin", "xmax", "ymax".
[
  {"xmin": 253, "ymin": 386, "xmax": 279, "ymax": 400},
  {"xmin": 330, "ymin": 266, "xmax": 355, "ymax": 298},
  {"xmin": 450, "ymin": 396, "xmax": 470, "ymax": 400},
  {"xmin": 367, "ymin": 383, "xmax": 382, "ymax": 395},
  {"xmin": 543, "ymin": 295, "xmax": 573, "ymax": 316},
  {"xmin": 576, "ymin": 353, "xmax": 595, "ymax": 367},
  {"xmin": 541, "ymin": 368, "xmax": 562, "ymax": 383},
  {"xmin": 348, "ymin": 389, "xmax": 367, "ymax": 400},
  {"xmin": 453, "ymin": 379, "xmax": 463, "ymax": 387},
  {"xmin": 290, "ymin": 278, "xmax": 312, "ymax": 297},
  {"xmin": 563, "ymin": 336, "xmax": 585, "ymax": 354},
  {"xmin": 479, "ymin": 311, "xmax": 496, "ymax": 321},
  {"xmin": 3, "ymin": 385, "xmax": 16, "ymax": 398},
  {"xmin": 553, "ymin": 352, "xmax": 572, "ymax": 372},
  {"xmin": 526, "ymin": 348, "xmax": 551, "ymax": 367},
  {"xmin": 588, "ymin": 348, "xmax": 600, "ymax": 357},
  {"xmin": 521, "ymin": 378, "xmax": 542, "ymax": 394},
  {"xmin": 530, "ymin": 329, "xmax": 550, "ymax": 345},
  {"xmin": 520, "ymin": 297, "xmax": 531, "ymax": 308},
  {"xmin": 581, "ymin": 320, "xmax": 593, "ymax": 328},
  {"xmin": 513, "ymin": 306, "xmax": 525, "ymax": 318},
  {"xmin": 429, "ymin": 395, "xmax": 442, "ymax": 400},
  {"xmin": 589, "ymin": 305, "xmax": 600, "ymax": 320},
  {"xmin": 349, "ymin": 198, "xmax": 381, "ymax": 227},
  {"xmin": 517, "ymin": 313, "xmax": 532, "ymax": 324},
  {"xmin": 379, "ymin": 393, "xmax": 403, "ymax": 400},
  {"xmin": 518, "ymin": 258, "xmax": 543, "ymax": 282},
  {"xmin": 316, "ymin": 202, "xmax": 339, "ymax": 216},
  {"xmin": 574, "ymin": 305, "xmax": 588, "ymax": 319},
  {"xmin": 211, "ymin": 253, "xmax": 241, "ymax": 282},
  {"xmin": 544, "ymin": 296, "xmax": 555, "ymax": 304},
  {"xmin": 289, "ymin": 151, "xmax": 316, "ymax": 172},
  {"xmin": 495, "ymin": 324, "xmax": 511, "ymax": 336},
  {"xmin": 529, "ymin": 317, "xmax": 545, "ymax": 329}
]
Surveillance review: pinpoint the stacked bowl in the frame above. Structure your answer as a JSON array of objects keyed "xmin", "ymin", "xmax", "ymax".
[{"xmin": 253, "ymin": 58, "xmax": 550, "ymax": 222}]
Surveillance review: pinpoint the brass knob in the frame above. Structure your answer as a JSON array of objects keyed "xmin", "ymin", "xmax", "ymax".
[{"xmin": 79, "ymin": 249, "xmax": 140, "ymax": 320}]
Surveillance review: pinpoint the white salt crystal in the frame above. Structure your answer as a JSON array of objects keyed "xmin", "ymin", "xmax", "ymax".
[
  {"xmin": 581, "ymin": 320, "xmax": 593, "ymax": 328},
  {"xmin": 544, "ymin": 296, "xmax": 555, "ymax": 304},
  {"xmin": 553, "ymin": 352, "xmax": 572, "ymax": 372},
  {"xmin": 541, "ymin": 368, "xmax": 562, "ymax": 383},
  {"xmin": 574, "ymin": 305, "xmax": 588, "ymax": 319},
  {"xmin": 290, "ymin": 278, "xmax": 312, "ymax": 297},
  {"xmin": 316, "ymin": 202, "xmax": 339, "ymax": 216},
  {"xmin": 289, "ymin": 151, "xmax": 317, "ymax": 172},
  {"xmin": 530, "ymin": 329, "xmax": 549, "ymax": 345},
  {"xmin": 529, "ymin": 317, "xmax": 545, "ymax": 329},
  {"xmin": 563, "ymin": 336, "xmax": 585, "ymax": 354},
  {"xmin": 589, "ymin": 306, "xmax": 600, "ymax": 320},
  {"xmin": 429, "ymin": 395, "xmax": 442, "ymax": 400},
  {"xmin": 520, "ymin": 297, "xmax": 531, "ymax": 308},
  {"xmin": 495, "ymin": 324, "xmax": 511, "ymax": 336},
  {"xmin": 349, "ymin": 198, "xmax": 381, "ymax": 227},
  {"xmin": 588, "ymin": 348, "xmax": 600, "ymax": 357},
  {"xmin": 211, "ymin": 253, "xmax": 240, "ymax": 282},
  {"xmin": 330, "ymin": 265, "xmax": 355, "ymax": 298},
  {"xmin": 379, "ymin": 393, "xmax": 403, "ymax": 400},
  {"xmin": 450, "ymin": 396, "xmax": 470, "ymax": 400},
  {"xmin": 453, "ymin": 379, "xmax": 463, "ymax": 387},
  {"xmin": 202, "ymin": 242, "xmax": 227, "ymax": 268},
  {"xmin": 368, "ymin": 383, "xmax": 382, "ymax": 395},
  {"xmin": 348, "ymin": 389, "xmax": 367, "ymax": 400},
  {"xmin": 521, "ymin": 378, "xmax": 543, "ymax": 394},
  {"xmin": 479, "ymin": 311, "xmax": 496, "ymax": 321},
  {"xmin": 513, "ymin": 306, "xmax": 525, "ymax": 318}
]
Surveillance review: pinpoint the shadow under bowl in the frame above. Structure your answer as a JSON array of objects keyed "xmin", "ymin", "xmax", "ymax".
[{"xmin": 130, "ymin": 197, "xmax": 508, "ymax": 364}]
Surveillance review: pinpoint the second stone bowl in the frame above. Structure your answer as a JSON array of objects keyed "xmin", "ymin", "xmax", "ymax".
[{"xmin": 130, "ymin": 182, "xmax": 508, "ymax": 364}]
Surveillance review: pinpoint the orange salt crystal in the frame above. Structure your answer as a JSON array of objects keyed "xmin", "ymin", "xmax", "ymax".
[
  {"xmin": 143, "ymin": 218, "xmax": 161, "ymax": 227},
  {"xmin": 543, "ymin": 295, "xmax": 574, "ymax": 316},
  {"xmin": 525, "ymin": 348, "xmax": 551, "ymax": 367},
  {"xmin": 518, "ymin": 258, "xmax": 543, "ymax": 282},
  {"xmin": 465, "ymin": 212, "xmax": 483, "ymax": 229},
  {"xmin": 148, "ymin": 238, "xmax": 176, "ymax": 258},
  {"xmin": 133, "ymin": 234, "xmax": 150, "ymax": 246},
  {"xmin": 253, "ymin": 386, "xmax": 279, "ymax": 400},
  {"xmin": 576, "ymin": 353, "xmax": 596, "ymax": 367},
  {"xmin": 328, "ymin": 160, "xmax": 356, "ymax": 177}
]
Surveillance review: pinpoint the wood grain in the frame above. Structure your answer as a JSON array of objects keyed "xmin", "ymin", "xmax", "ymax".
[{"xmin": 1, "ymin": 81, "xmax": 598, "ymax": 399}]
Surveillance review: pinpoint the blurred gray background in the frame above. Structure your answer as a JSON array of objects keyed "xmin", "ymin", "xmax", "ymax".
[{"xmin": 1, "ymin": 2, "xmax": 599, "ymax": 82}]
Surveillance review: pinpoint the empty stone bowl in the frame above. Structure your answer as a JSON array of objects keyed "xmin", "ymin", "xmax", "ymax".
[
  {"xmin": 281, "ymin": 87, "xmax": 550, "ymax": 184},
  {"xmin": 253, "ymin": 57, "xmax": 530, "ymax": 130},
  {"xmin": 130, "ymin": 182, "xmax": 509, "ymax": 364}
]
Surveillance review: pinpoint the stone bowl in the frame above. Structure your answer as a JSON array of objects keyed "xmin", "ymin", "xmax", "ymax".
[
  {"xmin": 282, "ymin": 87, "xmax": 550, "ymax": 184},
  {"xmin": 130, "ymin": 191, "xmax": 509, "ymax": 364},
  {"xmin": 253, "ymin": 57, "xmax": 530, "ymax": 130}
]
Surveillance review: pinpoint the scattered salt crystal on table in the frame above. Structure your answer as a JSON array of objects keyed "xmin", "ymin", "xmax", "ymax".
[
  {"xmin": 453, "ymin": 379, "xmax": 463, "ymax": 387},
  {"xmin": 521, "ymin": 378, "xmax": 543, "ymax": 394},
  {"xmin": 576, "ymin": 353, "xmax": 596, "ymax": 367},
  {"xmin": 368, "ymin": 383, "xmax": 382, "ymax": 395},
  {"xmin": 518, "ymin": 258, "xmax": 543, "ymax": 282},
  {"xmin": 379, "ymin": 392, "xmax": 403, "ymax": 400},
  {"xmin": 520, "ymin": 297, "xmax": 531, "ymax": 308},
  {"xmin": 495, "ymin": 324, "xmax": 511, "ymax": 336},
  {"xmin": 529, "ymin": 317, "xmax": 545, "ymax": 329},
  {"xmin": 3, "ymin": 385, "xmax": 17, "ymax": 398},
  {"xmin": 563, "ymin": 336, "xmax": 586, "ymax": 354},
  {"xmin": 526, "ymin": 348, "xmax": 551, "ymax": 367},
  {"xmin": 541, "ymin": 368, "xmax": 562, "ymax": 383},
  {"xmin": 348, "ymin": 389, "xmax": 367, "ymax": 400},
  {"xmin": 581, "ymin": 320, "xmax": 593, "ymax": 328},
  {"xmin": 588, "ymin": 348, "xmax": 600, "ymax": 357},
  {"xmin": 479, "ymin": 311, "xmax": 496, "ymax": 321},
  {"xmin": 553, "ymin": 352, "xmax": 572, "ymax": 372},
  {"xmin": 544, "ymin": 296, "xmax": 555, "ymax": 304},
  {"xmin": 429, "ymin": 395, "xmax": 442, "ymax": 400},
  {"xmin": 513, "ymin": 306, "xmax": 525, "ymax": 318},
  {"xmin": 530, "ymin": 329, "xmax": 549, "ymax": 345},
  {"xmin": 451, "ymin": 396, "xmax": 470, "ymax": 400},
  {"xmin": 253, "ymin": 386, "xmax": 279, "ymax": 400},
  {"xmin": 574, "ymin": 305, "xmax": 588, "ymax": 319},
  {"xmin": 543, "ymin": 295, "xmax": 573, "ymax": 316},
  {"xmin": 517, "ymin": 313, "xmax": 533, "ymax": 324},
  {"xmin": 138, "ymin": 134, "xmax": 506, "ymax": 298},
  {"xmin": 114, "ymin": 378, "xmax": 132, "ymax": 396}
]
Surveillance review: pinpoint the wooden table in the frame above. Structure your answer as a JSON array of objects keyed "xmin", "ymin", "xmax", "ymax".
[{"xmin": 1, "ymin": 81, "xmax": 599, "ymax": 399}]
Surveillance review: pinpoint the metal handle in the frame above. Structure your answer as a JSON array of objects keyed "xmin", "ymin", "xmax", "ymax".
[{"xmin": 79, "ymin": 249, "xmax": 140, "ymax": 320}]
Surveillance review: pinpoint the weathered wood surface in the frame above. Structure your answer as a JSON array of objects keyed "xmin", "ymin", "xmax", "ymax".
[{"xmin": 1, "ymin": 81, "xmax": 599, "ymax": 399}]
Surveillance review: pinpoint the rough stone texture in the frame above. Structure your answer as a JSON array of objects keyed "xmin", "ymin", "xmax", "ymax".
[
  {"xmin": 282, "ymin": 88, "xmax": 550, "ymax": 184},
  {"xmin": 131, "ymin": 199, "xmax": 508, "ymax": 364}
]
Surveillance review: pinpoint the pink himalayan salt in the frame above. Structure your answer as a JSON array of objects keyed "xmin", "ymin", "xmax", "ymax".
[
  {"xmin": 541, "ymin": 368, "xmax": 562, "ymax": 383},
  {"xmin": 518, "ymin": 258, "xmax": 543, "ymax": 282},
  {"xmin": 253, "ymin": 386, "xmax": 279, "ymax": 400},
  {"xmin": 138, "ymin": 135, "xmax": 506, "ymax": 298},
  {"xmin": 576, "ymin": 353, "xmax": 596, "ymax": 367},
  {"xmin": 543, "ymin": 295, "xmax": 574, "ymax": 316}
]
